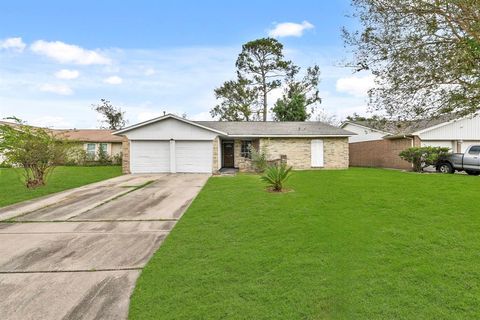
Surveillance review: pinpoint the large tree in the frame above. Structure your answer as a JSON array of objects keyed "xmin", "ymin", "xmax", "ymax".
[
  {"xmin": 210, "ymin": 78, "xmax": 257, "ymax": 121},
  {"xmin": 272, "ymin": 66, "xmax": 322, "ymax": 121},
  {"xmin": 344, "ymin": 0, "xmax": 480, "ymax": 119},
  {"xmin": 213, "ymin": 38, "xmax": 294, "ymax": 121},
  {"xmin": 92, "ymin": 99, "xmax": 127, "ymax": 130}
]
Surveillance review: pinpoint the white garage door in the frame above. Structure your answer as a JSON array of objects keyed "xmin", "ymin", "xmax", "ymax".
[
  {"xmin": 130, "ymin": 141, "xmax": 170, "ymax": 173},
  {"xmin": 175, "ymin": 141, "xmax": 213, "ymax": 173},
  {"xmin": 461, "ymin": 141, "xmax": 480, "ymax": 153},
  {"xmin": 421, "ymin": 140, "xmax": 454, "ymax": 151}
]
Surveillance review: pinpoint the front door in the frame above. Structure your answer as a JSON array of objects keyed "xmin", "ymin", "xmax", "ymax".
[{"xmin": 222, "ymin": 142, "xmax": 234, "ymax": 168}]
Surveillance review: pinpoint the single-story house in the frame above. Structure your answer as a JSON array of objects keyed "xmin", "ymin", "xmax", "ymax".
[
  {"xmin": 341, "ymin": 114, "xmax": 480, "ymax": 170},
  {"xmin": 114, "ymin": 114, "xmax": 355, "ymax": 174},
  {"xmin": 56, "ymin": 129, "xmax": 123, "ymax": 159},
  {"xmin": 0, "ymin": 120, "xmax": 123, "ymax": 163}
]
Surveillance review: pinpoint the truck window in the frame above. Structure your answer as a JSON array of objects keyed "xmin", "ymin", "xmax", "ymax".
[{"xmin": 468, "ymin": 146, "xmax": 480, "ymax": 155}]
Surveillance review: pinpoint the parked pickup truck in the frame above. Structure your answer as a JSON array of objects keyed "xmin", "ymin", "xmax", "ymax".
[{"xmin": 437, "ymin": 145, "xmax": 480, "ymax": 175}]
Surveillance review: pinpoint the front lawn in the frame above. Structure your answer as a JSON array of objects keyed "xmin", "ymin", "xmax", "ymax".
[
  {"xmin": 0, "ymin": 166, "xmax": 122, "ymax": 208},
  {"xmin": 130, "ymin": 168, "xmax": 480, "ymax": 319}
]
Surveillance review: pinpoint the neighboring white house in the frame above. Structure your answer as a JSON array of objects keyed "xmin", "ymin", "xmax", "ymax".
[
  {"xmin": 413, "ymin": 115, "xmax": 480, "ymax": 153},
  {"xmin": 341, "ymin": 122, "xmax": 390, "ymax": 143},
  {"xmin": 341, "ymin": 114, "xmax": 480, "ymax": 170},
  {"xmin": 342, "ymin": 114, "xmax": 480, "ymax": 153}
]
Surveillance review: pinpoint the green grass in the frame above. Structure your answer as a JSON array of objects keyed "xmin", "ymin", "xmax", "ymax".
[
  {"xmin": 0, "ymin": 166, "xmax": 122, "ymax": 207},
  {"xmin": 130, "ymin": 168, "xmax": 480, "ymax": 319}
]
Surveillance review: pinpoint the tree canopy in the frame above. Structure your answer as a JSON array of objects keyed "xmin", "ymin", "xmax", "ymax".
[
  {"xmin": 272, "ymin": 66, "xmax": 322, "ymax": 121},
  {"xmin": 92, "ymin": 99, "xmax": 127, "ymax": 130},
  {"xmin": 344, "ymin": 0, "xmax": 480, "ymax": 119},
  {"xmin": 212, "ymin": 38, "xmax": 323, "ymax": 122},
  {"xmin": 210, "ymin": 78, "xmax": 257, "ymax": 121}
]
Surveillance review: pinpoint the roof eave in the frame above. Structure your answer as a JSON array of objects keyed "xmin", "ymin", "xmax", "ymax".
[
  {"xmin": 113, "ymin": 114, "xmax": 228, "ymax": 136},
  {"xmin": 341, "ymin": 121, "xmax": 393, "ymax": 135},
  {"xmin": 227, "ymin": 134, "xmax": 355, "ymax": 138}
]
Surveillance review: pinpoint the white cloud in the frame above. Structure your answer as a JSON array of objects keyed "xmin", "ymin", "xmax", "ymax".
[
  {"xmin": 0, "ymin": 37, "xmax": 26, "ymax": 52},
  {"xmin": 268, "ymin": 21, "xmax": 314, "ymax": 38},
  {"xmin": 29, "ymin": 116, "xmax": 73, "ymax": 128},
  {"xmin": 103, "ymin": 75, "xmax": 123, "ymax": 85},
  {"xmin": 39, "ymin": 83, "xmax": 73, "ymax": 95},
  {"xmin": 30, "ymin": 40, "xmax": 111, "ymax": 65},
  {"xmin": 336, "ymin": 75, "xmax": 375, "ymax": 97},
  {"xmin": 54, "ymin": 69, "xmax": 79, "ymax": 80},
  {"xmin": 144, "ymin": 68, "xmax": 156, "ymax": 76}
]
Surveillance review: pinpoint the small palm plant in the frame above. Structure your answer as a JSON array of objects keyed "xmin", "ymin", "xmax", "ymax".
[{"xmin": 260, "ymin": 163, "xmax": 292, "ymax": 192}]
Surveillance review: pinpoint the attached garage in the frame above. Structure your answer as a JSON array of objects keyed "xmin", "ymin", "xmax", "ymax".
[
  {"xmin": 130, "ymin": 140, "xmax": 213, "ymax": 174},
  {"xmin": 175, "ymin": 141, "xmax": 213, "ymax": 173},
  {"xmin": 130, "ymin": 141, "xmax": 170, "ymax": 173},
  {"xmin": 115, "ymin": 116, "xmax": 222, "ymax": 174}
]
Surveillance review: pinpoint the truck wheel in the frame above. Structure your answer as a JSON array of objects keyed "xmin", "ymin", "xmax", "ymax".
[
  {"xmin": 438, "ymin": 163, "xmax": 454, "ymax": 174},
  {"xmin": 466, "ymin": 170, "xmax": 480, "ymax": 176}
]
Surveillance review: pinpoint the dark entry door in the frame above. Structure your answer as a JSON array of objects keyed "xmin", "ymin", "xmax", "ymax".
[{"xmin": 223, "ymin": 142, "xmax": 234, "ymax": 168}]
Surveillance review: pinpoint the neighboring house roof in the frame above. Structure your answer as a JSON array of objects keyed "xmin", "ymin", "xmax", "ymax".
[
  {"xmin": 55, "ymin": 129, "xmax": 124, "ymax": 143},
  {"xmin": 340, "ymin": 121, "xmax": 391, "ymax": 135},
  {"xmin": 0, "ymin": 120, "xmax": 123, "ymax": 143},
  {"xmin": 114, "ymin": 114, "xmax": 355, "ymax": 137},
  {"xmin": 343, "ymin": 114, "xmax": 459, "ymax": 137}
]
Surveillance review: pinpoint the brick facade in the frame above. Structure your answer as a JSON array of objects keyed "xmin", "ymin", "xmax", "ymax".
[
  {"xmin": 121, "ymin": 136, "xmax": 350, "ymax": 174},
  {"xmin": 323, "ymin": 138, "xmax": 350, "ymax": 169},
  {"xmin": 121, "ymin": 136, "xmax": 131, "ymax": 174},
  {"xmin": 212, "ymin": 137, "xmax": 220, "ymax": 173},
  {"xmin": 349, "ymin": 138, "xmax": 413, "ymax": 170},
  {"xmin": 233, "ymin": 137, "xmax": 349, "ymax": 171}
]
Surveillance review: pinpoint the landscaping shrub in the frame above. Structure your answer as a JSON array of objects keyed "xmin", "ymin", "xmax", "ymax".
[
  {"xmin": 249, "ymin": 144, "xmax": 268, "ymax": 173},
  {"xmin": 260, "ymin": 163, "xmax": 292, "ymax": 192},
  {"xmin": 399, "ymin": 146, "xmax": 450, "ymax": 172},
  {"xmin": 97, "ymin": 146, "xmax": 111, "ymax": 165},
  {"xmin": 65, "ymin": 147, "xmax": 89, "ymax": 166},
  {"xmin": 0, "ymin": 119, "xmax": 72, "ymax": 188},
  {"xmin": 112, "ymin": 152, "xmax": 123, "ymax": 165}
]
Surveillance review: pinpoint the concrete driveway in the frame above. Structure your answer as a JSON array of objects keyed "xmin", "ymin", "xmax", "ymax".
[{"xmin": 0, "ymin": 173, "xmax": 209, "ymax": 320}]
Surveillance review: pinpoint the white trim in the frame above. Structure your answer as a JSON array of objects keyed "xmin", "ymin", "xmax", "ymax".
[
  {"xmin": 113, "ymin": 114, "xmax": 228, "ymax": 136},
  {"xmin": 169, "ymin": 140, "xmax": 176, "ymax": 173},
  {"xmin": 340, "ymin": 121, "xmax": 392, "ymax": 135},
  {"xmin": 228, "ymin": 134, "xmax": 353, "ymax": 138},
  {"xmin": 411, "ymin": 114, "xmax": 479, "ymax": 135}
]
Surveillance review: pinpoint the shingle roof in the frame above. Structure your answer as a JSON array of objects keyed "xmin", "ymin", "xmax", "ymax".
[
  {"xmin": 55, "ymin": 129, "xmax": 124, "ymax": 143},
  {"xmin": 0, "ymin": 121, "xmax": 123, "ymax": 143},
  {"xmin": 194, "ymin": 121, "xmax": 354, "ymax": 136},
  {"xmin": 348, "ymin": 114, "xmax": 458, "ymax": 136}
]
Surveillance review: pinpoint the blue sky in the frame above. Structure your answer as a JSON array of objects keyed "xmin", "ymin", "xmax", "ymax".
[{"xmin": 0, "ymin": 0, "xmax": 373, "ymax": 128}]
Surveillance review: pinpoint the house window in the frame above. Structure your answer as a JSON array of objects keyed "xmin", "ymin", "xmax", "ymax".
[
  {"xmin": 86, "ymin": 143, "xmax": 96, "ymax": 158},
  {"xmin": 99, "ymin": 143, "xmax": 108, "ymax": 154},
  {"xmin": 240, "ymin": 140, "xmax": 252, "ymax": 159}
]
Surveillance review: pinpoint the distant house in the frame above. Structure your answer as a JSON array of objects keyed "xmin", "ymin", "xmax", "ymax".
[
  {"xmin": 0, "ymin": 121, "xmax": 123, "ymax": 163},
  {"xmin": 341, "ymin": 114, "xmax": 480, "ymax": 170},
  {"xmin": 114, "ymin": 114, "xmax": 354, "ymax": 174},
  {"xmin": 56, "ymin": 129, "xmax": 123, "ymax": 159}
]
